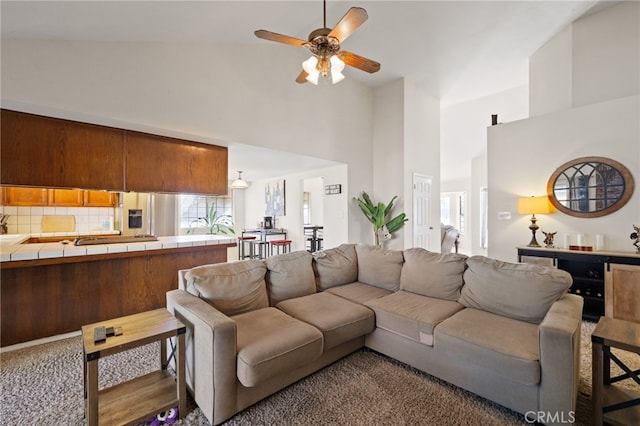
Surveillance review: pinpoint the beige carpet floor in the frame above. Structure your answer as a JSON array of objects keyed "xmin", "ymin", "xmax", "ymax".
[{"xmin": 0, "ymin": 320, "xmax": 637, "ymax": 425}]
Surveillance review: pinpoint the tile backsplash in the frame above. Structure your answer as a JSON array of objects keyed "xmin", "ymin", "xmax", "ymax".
[{"xmin": 0, "ymin": 206, "xmax": 115, "ymax": 235}]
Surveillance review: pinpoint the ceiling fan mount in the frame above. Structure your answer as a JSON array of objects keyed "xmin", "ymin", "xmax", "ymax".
[
  {"xmin": 304, "ymin": 29, "xmax": 340, "ymax": 58},
  {"xmin": 255, "ymin": 0, "xmax": 380, "ymax": 85}
]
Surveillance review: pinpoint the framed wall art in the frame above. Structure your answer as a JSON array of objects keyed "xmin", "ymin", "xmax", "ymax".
[{"xmin": 265, "ymin": 179, "xmax": 286, "ymax": 216}]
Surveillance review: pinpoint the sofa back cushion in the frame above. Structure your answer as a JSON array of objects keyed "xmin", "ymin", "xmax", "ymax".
[
  {"xmin": 355, "ymin": 245, "xmax": 404, "ymax": 291},
  {"xmin": 458, "ymin": 256, "xmax": 572, "ymax": 323},
  {"xmin": 312, "ymin": 243, "xmax": 358, "ymax": 290},
  {"xmin": 184, "ymin": 260, "xmax": 268, "ymax": 316},
  {"xmin": 265, "ymin": 250, "xmax": 316, "ymax": 305},
  {"xmin": 400, "ymin": 248, "xmax": 468, "ymax": 301}
]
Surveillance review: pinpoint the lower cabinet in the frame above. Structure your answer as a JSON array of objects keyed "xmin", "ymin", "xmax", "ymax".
[{"xmin": 517, "ymin": 247, "xmax": 640, "ymax": 322}]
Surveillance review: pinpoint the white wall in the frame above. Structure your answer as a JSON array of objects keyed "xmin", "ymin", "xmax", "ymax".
[
  {"xmin": 488, "ymin": 95, "xmax": 639, "ymax": 262},
  {"xmin": 1, "ymin": 39, "xmax": 373, "ymax": 245},
  {"xmin": 488, "ymin": 1, "xmax": 640, "ymax": 262},
  {"xmin": 403, "ymin": 79, "xmax": 441, "ymax": 252},
  {"xmin": 242, "ymin": 164, "xmax": 347, "ymax": 252},
  {"xmin": 371, "ymin": 79, "xmax": 404, "ymax": 248},
  {"xmin": 440, "ymin": 85, "xmax": 529, "ymax": 255},
  {"xmin": 372, "ymin": 78, "xmax": 440, "ymax": 251},
  {"xmin": 529, "ymin": 26, "xmax": 572, "ymax": 117},
  {"xmin": 572, "ymin": 1, "xmax": 639, "ymax": 108},
  {"xmin": 530, "ymin": 1, "xmax": 640, "ymax": 116}
]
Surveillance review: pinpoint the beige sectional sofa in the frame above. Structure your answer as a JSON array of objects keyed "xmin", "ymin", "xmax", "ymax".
[{"xmin": 166, "ymin": 244, "xmax": 583, "ymax": 425}]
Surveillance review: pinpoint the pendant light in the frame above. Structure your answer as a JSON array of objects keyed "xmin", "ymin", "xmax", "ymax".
[{"xmin": 231, "ymin": 171, "xmax": 249, "ymax": 189}]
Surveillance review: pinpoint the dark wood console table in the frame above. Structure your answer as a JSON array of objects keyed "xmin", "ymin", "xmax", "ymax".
[{"xmin": 517, "ymin": 247, "xmax": 640, "ymax": 322}]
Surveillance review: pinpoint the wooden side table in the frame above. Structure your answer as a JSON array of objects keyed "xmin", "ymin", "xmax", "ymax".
[
  {"xmin": 82, "ymin": 308, "xmax": 186, "ymax": 426},
  {"xmin": 591, "ymin": 316, "xmax": 640, "ymax": 425}
]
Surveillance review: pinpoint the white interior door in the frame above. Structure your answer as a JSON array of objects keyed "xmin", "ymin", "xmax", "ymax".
[{"xmin": 413, "ymin": 173, "xmax": 433, "ymax": 249}]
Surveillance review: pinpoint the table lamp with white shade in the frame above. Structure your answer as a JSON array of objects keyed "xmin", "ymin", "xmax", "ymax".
[{"xmin": 518, "ymin": 196, "xmax": 554, "ymax": 247}]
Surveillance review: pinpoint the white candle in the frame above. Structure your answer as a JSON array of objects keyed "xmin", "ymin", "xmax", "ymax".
[
  {"xmin": 577, "ymin": 234, "xmax": 585, "ymax": 247},
  {"xmin": 563, "ymin": 234, "xmax": 570, "ymax": 249},
  {"xmin": 596, "ymin": 234, "xmax": 605, "ymax": 250}
]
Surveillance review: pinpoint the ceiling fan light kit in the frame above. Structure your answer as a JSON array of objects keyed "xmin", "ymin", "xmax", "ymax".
[{"xmin": 255, "ymin": 0, "xmax": 380, "ymax": 85}]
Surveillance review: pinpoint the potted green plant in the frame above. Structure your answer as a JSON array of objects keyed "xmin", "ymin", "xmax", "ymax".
[
  {"xmin": 354, "ymin": 191, "xmax": 408, "ymax": 247},
  {"xmin": 187, "ymin": 201, "xmax": 236, "ymax": 235}
]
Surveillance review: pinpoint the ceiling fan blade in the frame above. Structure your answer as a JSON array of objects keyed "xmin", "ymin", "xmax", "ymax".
[
  {"xmin": 328, "ymin": 7, "xmax": 368, "ymax": 43},
  {"xmin": 338, "ymin": 51, "xmax": 380, "ymax": 74},
  {"xmin": 255, "ymin": 30, "xmax": 308, "ymax": 47},
  {"xmin": 296, "ymin": 70, "xmax": 309, "ymax": 84}
]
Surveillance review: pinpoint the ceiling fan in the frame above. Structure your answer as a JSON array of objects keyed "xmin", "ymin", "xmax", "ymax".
[{"xmin": 255, "ymin": 0, "xmax": 381, "ymax": 85}]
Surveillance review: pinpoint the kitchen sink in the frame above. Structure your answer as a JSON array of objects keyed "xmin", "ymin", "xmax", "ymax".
[{"xmin": 73, "ymin": 234, "xmax": 158, "ymax": 246}]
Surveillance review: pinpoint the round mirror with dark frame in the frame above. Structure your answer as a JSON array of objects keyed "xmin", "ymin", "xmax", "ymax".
[{"xmin": 547, "ymin": 156, "xmax": 635, "ymax": 218}]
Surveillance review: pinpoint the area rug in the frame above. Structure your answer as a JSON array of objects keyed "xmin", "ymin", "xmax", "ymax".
[{"xmin": 0, "ymin": 321, "xmax": 637, "ymax": 425}]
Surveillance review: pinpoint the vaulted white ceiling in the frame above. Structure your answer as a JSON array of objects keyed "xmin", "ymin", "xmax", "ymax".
[{"xmin": 1, "ymin": 1, "xmax": 608, "ymax": 181}]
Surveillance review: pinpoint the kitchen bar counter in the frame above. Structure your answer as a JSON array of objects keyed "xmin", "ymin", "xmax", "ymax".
[
  {"xmin": 0, "ymin": 233, "xmax": 235, "ymax": 264},
  {"xmin": 1, "ymin": 233, "xmax": 235, "ymax": 347}
]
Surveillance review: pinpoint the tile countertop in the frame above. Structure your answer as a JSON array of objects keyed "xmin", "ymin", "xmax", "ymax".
[{"xmin": 0, "ymin": 233, "xmax": 236, "ymax": 262}]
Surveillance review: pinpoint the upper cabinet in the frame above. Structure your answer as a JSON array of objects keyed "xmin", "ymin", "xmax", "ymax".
[
  {"xmin": 2, "ymin": 187, "xmax": 48, "ymax": 206},
  {"xmin": 1, "ymin": 109, "xmax": 125, "ymax": 191},
  {"xmin": 1, "ymin": 187, "xmax": 117, "ymax": 207},
  {"xmin": 125, "ymin": 131, "xmax": 228, "ymax": 194},
  {"xmin": 48, "ymin": 188, "xmax": 85, "ymax": 206},
  {"xmin": 83, "ymin": 191, "xmax": 117, "ymax": 207},
  {"xmin": 1, "ymin": 109, "xmax": 228, "ymax": 195}
]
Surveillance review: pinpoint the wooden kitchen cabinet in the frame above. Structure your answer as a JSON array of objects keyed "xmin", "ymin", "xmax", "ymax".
[
  {"xmin": 48, "ymin": 188, "xmax": 85, "ymax": 206},
  {"xmin": 2, "ymin": 187, "xmax": 49, "ymax": 206},
  {"xmin": 83, "ymin": 191, "xmax": 117, "ymax": 207},
  {"xmin": 605, "ymin": 263, "xmax": 640, "ymax": 323},
  {"xmin": 1, "ymin": 187, "xmax": 116, "ymax": 207},
  {"xmin": 2, "ymin": 109, "xmax": 229, "ymax": 196},
  {"xmin": 1, "ymin": 109, "xmax": 125, "ymax": 191},
  {"xmin": 125, "ymin": 131, "xmax": 228, "ymax": 194}
]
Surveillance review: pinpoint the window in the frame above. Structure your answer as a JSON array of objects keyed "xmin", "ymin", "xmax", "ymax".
[
  {"xmin": 440, "ymin": 191, "xmax": 465, "ymax": 234},
  {"xmin": 303, "ymin": 192, "xmax": 311, "ymax": 225},
  {"xmin": 179, "ymin": 194, "xmax": 233, "ymax": 234},
  {"xmin": 440, "ymin": 197, "xmax": 451, "ymax": 226},
  {"xmin": 480, "ymin": 187, "xmax": 488, "ymax": 249}
]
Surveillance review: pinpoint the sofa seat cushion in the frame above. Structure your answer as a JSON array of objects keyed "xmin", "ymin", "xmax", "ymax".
[
  {"xmin": 434, "ymin": 308, "xmax": 540, "ymax": 386},
  {"xmin": 233, "ymin": 307, "xmax": 323, "ymax": 387},
  {"xmin": 325, "ymin": 282, "xmax": 393, "ymax": 304},
  {"xmin": 276, "ymin": 292, "xmax": 375, "ymax": 350},
  {"xmin": 364, "ymin": 290, "xmax": 464, "ymax": 346}
]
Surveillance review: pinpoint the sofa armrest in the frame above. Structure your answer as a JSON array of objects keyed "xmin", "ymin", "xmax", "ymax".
[
  {"xmin": 537, "ymin": 293, "xmax": 583, "ymax": 424},
  {"xmin": 166, "ymin": 289, "xmax": 237, "ymax": 426}
]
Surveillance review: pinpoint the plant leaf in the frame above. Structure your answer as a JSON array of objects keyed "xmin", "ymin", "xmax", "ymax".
[
  {"xmin": 386, "ymin": 213, "xmax": 408, "ymax": 233},
  {"xmin": 384, "ymin": 196, "xmax": 398, "ymax": 217}
]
